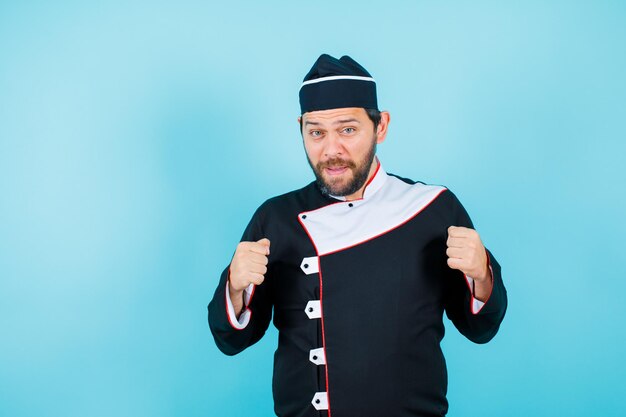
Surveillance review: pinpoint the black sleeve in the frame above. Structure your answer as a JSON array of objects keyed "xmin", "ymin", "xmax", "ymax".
[
  {"xmin": 442, "ymin": 190, "xmax": 508, "ymax": 344},
  {"xmin": 207, "ymin": 206, "xmax": 274, "ymax": 355}
]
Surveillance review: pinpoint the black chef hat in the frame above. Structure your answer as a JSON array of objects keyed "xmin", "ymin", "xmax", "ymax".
[{"xmin": 299, "ymin": 54, "xmax": 378, "ymax": 114}]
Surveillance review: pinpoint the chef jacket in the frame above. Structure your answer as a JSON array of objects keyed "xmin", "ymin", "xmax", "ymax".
[{"xmin": 208, "ymin": 162, "xmax": 507, "ymax": 417}]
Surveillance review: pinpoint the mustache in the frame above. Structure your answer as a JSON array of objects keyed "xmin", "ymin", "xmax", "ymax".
[{"xmin": 317, "ymin": 157, "xmax": 356, "ymax": 170}]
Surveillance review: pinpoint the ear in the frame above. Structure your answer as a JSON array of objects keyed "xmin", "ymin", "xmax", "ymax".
[
  {"xmin": 297, "ymin": 116, "xmax": 304, "ymax": 136},
  {"xmin": 375, "ymin": 111, "xmax": 391, "ymax": 144}
]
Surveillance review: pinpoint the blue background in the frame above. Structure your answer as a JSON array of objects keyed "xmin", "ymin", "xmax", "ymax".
[{"xmin": 1, "ymin": 1, "xmax": 625, "ymax": 416}]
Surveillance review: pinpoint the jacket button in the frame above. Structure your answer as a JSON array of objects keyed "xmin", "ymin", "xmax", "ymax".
[
  {"xmin": 312, "ymin": 355, "xmax": 318, "ymax": 360},
  {"xmin": 308, "ymin": 307, "xmax": 314, "ymax": 313},
  {"xmin": 304, "ymin": 264, "xmax": 309, "ymax": 269},
  {"xmin": 315, "ymin": 399, "xmax": 320, "ymax": 404},
  {"xmin": 348, "ymin": 203, "xmax": 353, "ymax": 207},
  {"xmin": 302, "ymin": 215, "xmax": 307, "ymax": 219}
]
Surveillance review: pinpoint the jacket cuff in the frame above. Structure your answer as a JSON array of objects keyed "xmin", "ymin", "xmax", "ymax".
[
  {"xmin": 225, "ymin": 281, "xmax": 254, "ymax": 330},
  {"xmin": 464, "ymin": 249, "xmax": 494, "ymax": 315}
]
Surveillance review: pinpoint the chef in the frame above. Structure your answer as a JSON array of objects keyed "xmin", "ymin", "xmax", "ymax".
[{"xmin": 208, "ymin": 54, "xmax": 507, "ymax": 417}]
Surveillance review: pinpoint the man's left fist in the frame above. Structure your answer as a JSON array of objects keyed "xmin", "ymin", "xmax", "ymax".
[{"xmin": 446, "ymin": 226, "xmax": 490, "ymax": 282}]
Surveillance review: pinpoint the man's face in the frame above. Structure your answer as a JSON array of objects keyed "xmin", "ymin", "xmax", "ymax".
[{"xmin": 300, "ymin": 107, "xmax": 380, "ymax": 199}]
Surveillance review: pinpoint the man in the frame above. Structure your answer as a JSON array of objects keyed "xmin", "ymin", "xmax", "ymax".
[{"xmin": 208, "ymin": 54, "xmax": 507, "ymax": 417}]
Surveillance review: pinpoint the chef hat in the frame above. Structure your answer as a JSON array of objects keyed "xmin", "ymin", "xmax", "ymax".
[{"xmin": 299, "ymin": 54, "xmax": 378, "ymax": 114}]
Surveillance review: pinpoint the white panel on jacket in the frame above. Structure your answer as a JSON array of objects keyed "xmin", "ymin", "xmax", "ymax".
[{"xmin": 299, "ymin": 164, "xmax": 447, "ymax": 256}]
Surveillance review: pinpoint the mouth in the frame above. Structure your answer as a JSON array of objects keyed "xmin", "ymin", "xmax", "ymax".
[{"xmin": 324, "ymin": 166, "xmax": 349, "ymax": 176}]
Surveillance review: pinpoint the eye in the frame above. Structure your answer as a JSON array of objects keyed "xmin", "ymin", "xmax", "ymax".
[
  {"xmin": 308, "ymin": 130, "xmax": 325, "ymax": 139},
  {"xmin": 341, "ymin": 127, "xmax": 356, "ymax": 134}
]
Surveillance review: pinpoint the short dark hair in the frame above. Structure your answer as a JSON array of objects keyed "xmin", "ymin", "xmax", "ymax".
[
  {"xmin": 364, "ymin": 108, "xmax": 381, "ymax": 130},
  {"xmin": 300, "ymin": 108, "xmax": 381, "ymax": 135}
]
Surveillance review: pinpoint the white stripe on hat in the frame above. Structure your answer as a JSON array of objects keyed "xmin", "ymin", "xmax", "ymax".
[{"xmin": 301, "ymin": 75, "xmax": 376, "ymax": 88}]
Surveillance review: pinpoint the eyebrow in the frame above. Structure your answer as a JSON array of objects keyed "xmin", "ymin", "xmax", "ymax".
[
  {"xmin": 335, "ymin": 118, "xmax": 361, "ymax": 125},
  {"xmin": 304, "ymin": 118, "xmax": 361, "ymax": 126}
]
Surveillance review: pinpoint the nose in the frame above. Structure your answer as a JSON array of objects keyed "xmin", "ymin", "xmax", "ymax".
[{"xmin": 323, "ymin": 131, "xmax": 343, "ymax": 158}]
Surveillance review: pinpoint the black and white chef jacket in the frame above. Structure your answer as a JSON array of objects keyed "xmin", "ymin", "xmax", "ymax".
[{"xmin": 208, "ymin": 161, "xmax": 507, "ymax": 417}]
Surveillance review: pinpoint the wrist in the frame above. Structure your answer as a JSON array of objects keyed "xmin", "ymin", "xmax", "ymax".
[
  {"xmin": 475, "ymin": 252, "xmax": 492, "ymax": 283},
  {"xmin": 228, "ymin": 281, "xmax": 245, "ymax": 296},
  {"xmin": 227, "ymin": 283, "xmax": 246, "ymax": 318},
  {"xmin": 474, "ymin": 268, "xmax": 491, "ymax": 283}
]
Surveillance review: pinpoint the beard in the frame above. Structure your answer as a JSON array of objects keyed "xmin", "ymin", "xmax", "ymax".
[{"xmin": 307, "ymin": 138, "xmax": 377, "ymax": 198}]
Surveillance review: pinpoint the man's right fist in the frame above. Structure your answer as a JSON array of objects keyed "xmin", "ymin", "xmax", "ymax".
[{"xmin": 229, "ymin": 238, "xmax": 271, "ymax": 292}]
